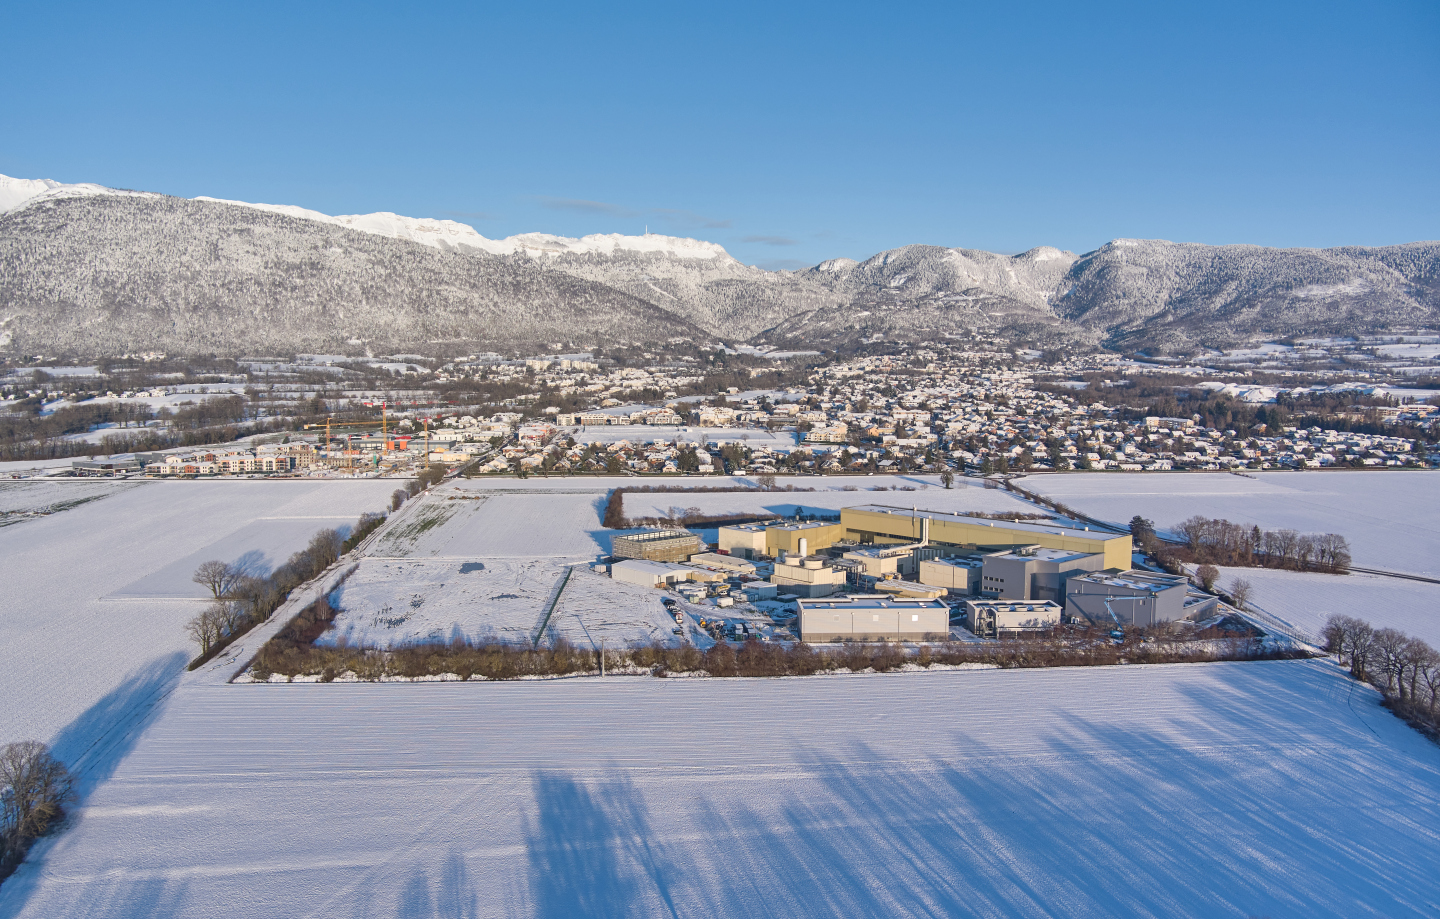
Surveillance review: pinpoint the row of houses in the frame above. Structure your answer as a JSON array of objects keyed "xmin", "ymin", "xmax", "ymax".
[{"xmin": 141, "ymin": 444, "xmax": 315, "ymax": 476}]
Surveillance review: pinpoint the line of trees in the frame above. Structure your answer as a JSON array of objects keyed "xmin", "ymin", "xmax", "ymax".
[
  {"xmin": 1324, "ymin": 615, "xmax": 1440, "ymax": 742},
  {"xmin": 0, "ymin": 393, "xmax": 298, "ymax": 462},
  {"xmin": 0, "ymin": 742, "xmax": 73, "ymax": 886},
  {"xmin": 247, "ymin": 628, "xmax": 1310, "ymax": 683},
  {"xmin": 184, "ymin": 512, "xmax": 385, "ymax": 669},
  {"xmin": 1174, "ymin": 516, "xmax": 1351, "ymax": 573}
]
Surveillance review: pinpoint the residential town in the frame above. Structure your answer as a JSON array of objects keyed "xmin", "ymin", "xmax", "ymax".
[{"xmin": 9, "ymin": 339, "xmax": 1431, "ymax": 480}]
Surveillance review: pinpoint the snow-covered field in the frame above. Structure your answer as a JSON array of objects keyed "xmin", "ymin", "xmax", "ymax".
[
  {"xmin": 1023, "ymin": 471, "xmax": 1440, "ymax": 577},
  {"xmin": 1212, "ymin": 567, "xmax": 1440, "ymax": 648},
  {"xmin": 366, "ymin": 489, "xmax": 611, "ymax": 559},
  {"xmin": 0, "ymin": 480, "xmax": 397, "ymax": 755},
  {"xmin": 324, "ymin": 562, "xmax": 680, "ymax": 649},
  {"xmin": 622, "ymin": 478, "xmax": 1036, "ymax": 521},
  {"xmin": 0, "ymin": 479, "xmax": 141, "ymax": 517},
  {"xmin": 348, "ymin": 487, "xmax": 682, "ymax": 647},
  {"xmin": 4, "ymin": 660, "xmax": 1439, "ymax": 918}
]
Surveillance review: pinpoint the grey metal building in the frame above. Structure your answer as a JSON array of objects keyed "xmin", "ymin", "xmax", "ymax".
[
  {"xmin": 797, "ymin": 595, "xmax": 950, "ymax": 642},
  {"xmin": 962, "ymin": 599, "xmax": 1063, "ymax": 638},
  {"xmin": 1064, "ymin": 570, "xmax": 1196, "ymax": 627},
  {"xmin": 979, "ymin": 545, "xmax": 1107, "ymax": 602}
]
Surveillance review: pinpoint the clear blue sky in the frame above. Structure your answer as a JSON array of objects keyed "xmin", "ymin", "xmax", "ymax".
[{"xmin": 3, "ymin": 0, "xmax": 1436, "ymax": 269}]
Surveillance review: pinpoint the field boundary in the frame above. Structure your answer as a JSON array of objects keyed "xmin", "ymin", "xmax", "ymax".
[{"xmin": 532, "ymin": 566, "xmax": 576, "ymax": 648}]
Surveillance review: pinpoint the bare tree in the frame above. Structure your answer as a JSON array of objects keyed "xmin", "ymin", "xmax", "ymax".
[
  {"xmin": 1177, "ymin": 516, "xmax": 1208, "ymax": 551},
  {"xmin": 1322, "ymin": 614, "xmax": 1361, "ymax": 660},
  {"xmin": 1372, "ymin": 628, "xmax": 1409, "ymax": 695},
  {"xmin": 211, "ymin": 600, "xmax": 248, "ymax": 638},
  {"xmin": 1227, "ymin": 577, "xmax": 1253, "ymax": 610},
  {"xmin": 1400, "ymin": 638, "xmax": 1436, "ymax": 702},
  {"xmin": 1269, "ymin": 530, "xmax": 1300, "ymax": 569},
  {"xmin": 307, "ymin": 528, "xmax": 344, "ymax": 571},
  {"xmin": 1317, "ymin": 533, "xmax": 1351, "ymax": 573},
  {"xmin": 1348, "ymin": 619, "xmax": 1376, "ymax": 681},
  {"xmin": 390, "ymin": 489, "xmax": 408, "ymax": 512},
  {"xmin": 1294, "ymin": 534, "xmax": 1318, "ymax": 571},
  {"xmin": 1420, "ymin": 651, "xmax": 1440, "ymax": 709},
  {"xmin": 757, "ymin": 473, "xmax": 777, "ymax": 490},
  {"xmin": 1195, "ymin": 564, "xmax": 1219, "ymax": 592},
  {"xmin": 191, "ymin": 560, "xmax": 239, "ymax": 599},
  {"xmin": 184, "ymin": 605, "xmax": 225, "ymax": 655},
  {"xmin": 0, "ymin": 741, "xmax": 74, "ymax": 857}
]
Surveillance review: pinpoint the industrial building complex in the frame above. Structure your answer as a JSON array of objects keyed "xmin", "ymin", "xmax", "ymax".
[{"xmin": 600, "ymin": 501, "xmax": 1220, "ymax": 643}]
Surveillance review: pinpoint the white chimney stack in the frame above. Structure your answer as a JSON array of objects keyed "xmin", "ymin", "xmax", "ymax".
[{"xmin": 799, "ymin": 537, "xmax": 809, "ymax": 558}]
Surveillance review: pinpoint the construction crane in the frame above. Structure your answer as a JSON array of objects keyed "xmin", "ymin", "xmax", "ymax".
[
  {"xmin": 304, "ymin": 409, "xmax": 439, "ymax": 468},
  {"xmin": 303, "ymin": 405, "xmax": 398, "ymax": 464}
]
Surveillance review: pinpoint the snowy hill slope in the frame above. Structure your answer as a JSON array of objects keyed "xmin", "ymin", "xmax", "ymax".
[
  {"xmin": 767, "ymin": 244, "xmax": 1083, "ymax": 345},
  {"xmin": 1054, "ymin": 238, "xmax": 1440, "ymax": 350},
  {"xmin": 2, "ymin": 173, "xmax": 1438, "ymax": 356},
  {"xmin": 0, "ymin": 193, "xmax": 704, "ymax": 356}
]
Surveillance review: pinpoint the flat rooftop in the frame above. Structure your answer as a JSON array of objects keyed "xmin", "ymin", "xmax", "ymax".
[
  {"xmin": 846, "ymin": 505, "xmax": 1120, "ymax": 540},
  {"xmin": 611, "ymin": 559, "xmax": 692, "ymax": 575},
  {"xmin": 989, "ymin": 547, "xmax": 1094, "ymax": 564},
  {"xmin": 1070, "ymin": 570, "xmax": 1188, "ymax": 592},
  {"xmin": 924, "ymin": 556, "xmax": 982, "ymax": 568},
  {"xmin": 614, "ymin": 529, "xmax": 699, "ymax": 543},
  {"xmin": 798, "ymin": 595, "xmax": 948, "ymax": 610}
]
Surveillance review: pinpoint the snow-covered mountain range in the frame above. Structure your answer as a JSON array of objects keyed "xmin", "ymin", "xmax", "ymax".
[{"xmin": 1, "ymin": 173, "xmax": 1437, "ymax": 357}]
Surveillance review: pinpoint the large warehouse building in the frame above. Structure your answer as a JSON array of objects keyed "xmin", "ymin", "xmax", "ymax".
[{"xmin": 839, "ymin": 506, "xmax": 1132, "ymax": 571}]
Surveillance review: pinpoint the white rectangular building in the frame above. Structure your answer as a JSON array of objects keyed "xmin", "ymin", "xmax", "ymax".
[{"xmin": 610, "ymin": 559, "xmax": 696, "ymax": 589}]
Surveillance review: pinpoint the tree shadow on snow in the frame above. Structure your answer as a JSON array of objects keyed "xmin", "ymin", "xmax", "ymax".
[
  {"xmin": 49, "ymin": 650, "xmax": 188, "ymax": 798},
  {"xmin": 525, "ymin": 771, "xmax": 681, "ymax": 919},
  {"xmin": 0, "ymin": 652, "xmax": 186, "ymax": 914}
]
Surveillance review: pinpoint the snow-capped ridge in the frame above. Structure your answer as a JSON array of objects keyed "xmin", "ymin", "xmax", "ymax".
[
  {"xmin": 1015, "ymin": 245, "xmax": 1075, "ymax": 263},
  {"xmin": 499, "ymin": 231, "xmax": 729, "ymax": 261},
  {"xmin": 194, "ymin": 197, "xmax": 500, "ymax": 252},
  {"xmin": 0, "ymin": 174, "xmax": 160, "ymax": 213},
  {"xmin": 195, "ymin": 194, "xmax": 728, "ymax": 260}
]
